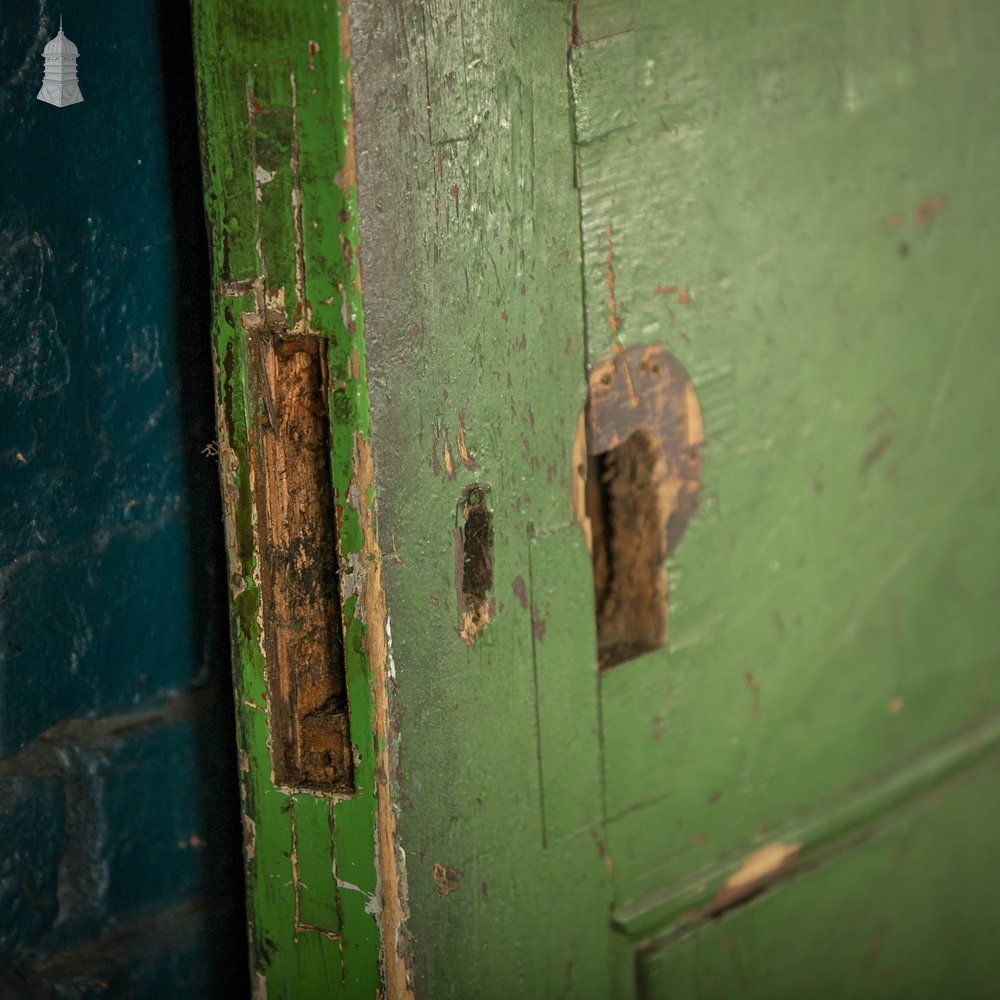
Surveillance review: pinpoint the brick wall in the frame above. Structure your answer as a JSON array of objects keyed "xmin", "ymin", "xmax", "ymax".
[{"xmin": 0, "ymin": 2, "xmax": 247, "ymax": 996}]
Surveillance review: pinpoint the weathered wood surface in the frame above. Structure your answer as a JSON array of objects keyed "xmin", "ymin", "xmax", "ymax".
[
  {"xmin": 584, "ymin": 344, "xmax": 703, "ymax": 667},
  {"xmin": 194, "ymin": 0, "xmax": 1000, "ymax": 993},
  {"xmin": 571, "ymin": 0, "xmax": 1000, "ymax": 931},
  {"xmin": 350, "ymin": 0, "xmax": 1000, "ymax": 995},
  {"xmin": 191, "ymin": 2, "xmax": 390, "ymax": 995},
  {"xmin": 349, "ymin": 1, "xmax": 611, "ymax": 995},
  {"xmin": 639, "ymin": 754, "xmax": 1000, "ymax": 998}
]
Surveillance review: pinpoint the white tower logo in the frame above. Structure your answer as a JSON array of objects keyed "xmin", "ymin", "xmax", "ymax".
[{"xmin": 37, "ymin": 16, "xmax": 83, "ymax": 108}]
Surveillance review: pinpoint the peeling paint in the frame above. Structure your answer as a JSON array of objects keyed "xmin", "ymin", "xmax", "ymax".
[
  {"xmin": 711, "ymin": 841, "xmax": 801, "ymax": 914},
  {"xmin": 571, "ymin": 411, "xmax": 593, "ymax": 553},
  {"xmin": 252, "ymin": 971, "xmax": 268, "ymax": 1000},
  {"xmin": 385, "ymin": 613, "xmax": 397, "ymax": 680},
  {"xmin": 354, "ymin": 428, "xmax": 411, "ymax": 994},
  {"xmin": 243, "ymin": 813, "xmax": 256, "ymax": 861},
  {"xmin": 432, "ymin": 864, "xmax": 462, "ymax": 896},
  {"xmin": 583, "ymin": 344, "xmax": 703, "ymax": 667},
  {"xmin": 442, "ymin": 431, "xmax": 456, "ymax": 479},
  {"xmin": 254, "ymin": 165, "xmax": 276, "ymax": 185},
  {"xmin": 195, "ymin": 0, "xmax": 391, "ymax": 992},
  {"xmin": 456, "ymin": 408, "xmax": 479, "ymax": 471}
]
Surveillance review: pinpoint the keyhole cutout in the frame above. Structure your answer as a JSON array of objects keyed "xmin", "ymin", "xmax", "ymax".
[
  {"xmin": 456, "ymin": 485, "xmax": 494, "ymax": 645},
  {"xmin": 587, "ymin": 429, "xmax": 668, "ymax": 667},
  {"xmin": 577, "ymin": 345, "xmax": 703, "ymax": 669}
]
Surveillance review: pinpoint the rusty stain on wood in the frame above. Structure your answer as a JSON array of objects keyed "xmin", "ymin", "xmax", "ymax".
[
  {"xmin": 571, "ymin": 411, "xmax": 593, "ymax": 554},
  {"xmin": 443, "ymin": 430, "xmax": 456, "ymax": 479},
  {"xmin": 356, "ymin": 432, "xmax": 413, "ymax": 997},
  {"xmin": 340, "ymin": 5, "xmax": 413, "ymax": 990},
  {"xmin": 592, "ymin": 833, "xmax": 615, "ymax": 877},
  {"xmin": 582, "ymin": 344, "xmax": 703, "ymax": 668},
  {"xmin": 432, "ymin": 863, "xmax": 463, "ymax": 896},
  {"xmin": 915, "ymin": 195, "xmax": 947, "ymax": 224},
  {"xmin": 511, "ymin": 575, "xmax": 528, "ymax": 610},
  {"xmin": 531, "ymin": 605, "xmax": 547, "ymax": 642},
  {"xmin": 860, "ymin": 432, "xmax": 893, "ymax": 474}
]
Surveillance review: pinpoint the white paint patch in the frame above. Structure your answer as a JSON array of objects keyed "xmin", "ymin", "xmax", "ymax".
[
  {"xmin": 243, "ymin": 814, "xmax": 256, "ymax": 860},
  {"xmin": 337, "ymin": 876, "xmax": 377, "ymax": 914},
  {"xmin": 386, "ymin": 613, "xmax": 397, "ymax": 680},
  {"xmin": 254, "ymin": 165, "xmax": 276, "ymax": 203},
  {"xmin": 252, "ymin": 970, "xmax": 268, "ymax": 1000}
]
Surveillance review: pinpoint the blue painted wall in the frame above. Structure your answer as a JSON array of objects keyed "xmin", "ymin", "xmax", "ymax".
[{"xmin": 0, "ymin": 3, "xmax": 247, "ymax": 996}]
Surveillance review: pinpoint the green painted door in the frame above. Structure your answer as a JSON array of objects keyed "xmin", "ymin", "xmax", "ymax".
[
  {"xmin": 196, "ymin": 0, "xmax": 1000, "ymax": 995},
  {"xmin": 350, "ymin": 0, "xmax": 1000, "ymax": 996}
]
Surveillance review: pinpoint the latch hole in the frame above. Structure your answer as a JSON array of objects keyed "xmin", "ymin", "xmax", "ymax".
[
  {"xmin": 579, "ymin": 344, "xmax": 703, "ymax": 670},
  {"xmin": 251, "ymin": 333, "xmax": 353, "ymax": 793},
  {"xmin": 587, "ymin": 429, "xmax": 667, "ymax": 669},
  {"xmin": 456, "ymin": 485, "xmax": 493, "ymax": 645}
]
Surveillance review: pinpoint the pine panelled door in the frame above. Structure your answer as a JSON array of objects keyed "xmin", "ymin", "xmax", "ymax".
[{"xmin": 192, "ymin": 1, "xmax": 1000, "ymax": 996}]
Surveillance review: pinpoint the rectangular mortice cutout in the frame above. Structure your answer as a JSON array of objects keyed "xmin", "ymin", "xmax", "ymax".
[
  {"xmin": 253, "ymin": 334, "xmax": 353, "ymax": 793},
  {"xmin": 584, "ymin": 344, "xmax": 703, "ymax": 670},
  {"xmin": 587, "ymin": 430, "xmax": 668, "ymax": 669}
]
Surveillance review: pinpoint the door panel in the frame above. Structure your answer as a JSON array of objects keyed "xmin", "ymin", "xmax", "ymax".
[
  {"xmin": 571, "ymin": 0, "xmax": 1000, "ymax": 923},
  {"xmin": 349, "ymin": 0, "xmax": 1000, "ymax": 994},
  {"xmin": 636, "ymin": 755, "xmax": 1000, "ymax": 999},
  {"xmin": 349, "ymin": 2, "xmax": 613, "ymax": 996}
]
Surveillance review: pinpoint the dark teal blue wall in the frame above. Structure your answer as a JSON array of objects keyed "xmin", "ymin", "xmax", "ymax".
[{"xmin": 0, "ymin": 3, "xmax": 246, "ymax": 996}]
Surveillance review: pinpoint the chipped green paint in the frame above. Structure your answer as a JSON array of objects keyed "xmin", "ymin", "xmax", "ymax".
[
  {"xmin": 192, "ymin": 2, "xmax": 380, "ymax": 995},
  {"xmin": 194, "ymin": 0, "xmax": 1000, "ymax": 994},
  {"xmin": 638, "ymin": 754, "xmax": 1000, "ymax": 998},
  {"xmin": 349, "ymin": 2, "xmax": 615, "ymax": 996},
  {"xmin": 348, "ymin": 0, "xmax": 1000, "ymax": 996}
]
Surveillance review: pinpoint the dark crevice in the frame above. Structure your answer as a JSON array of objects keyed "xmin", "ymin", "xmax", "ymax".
[
  {"xmin": 456, "ymin": 485, "xmax": 493, "ymax": 645},
  {"xmin": 153, "ymin": 0, "xmax": 249, "ymax": 995},
  {"xmin": 462, "ymin": 494, "xmax": 494, "ymax": 605},
  {"xmin": 587, "ymin": 430, "xmax": 668, "ymax": 669},
  {"xmin": 251, "ymin": 334, "xmax": 352, "ymax": 793}
]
